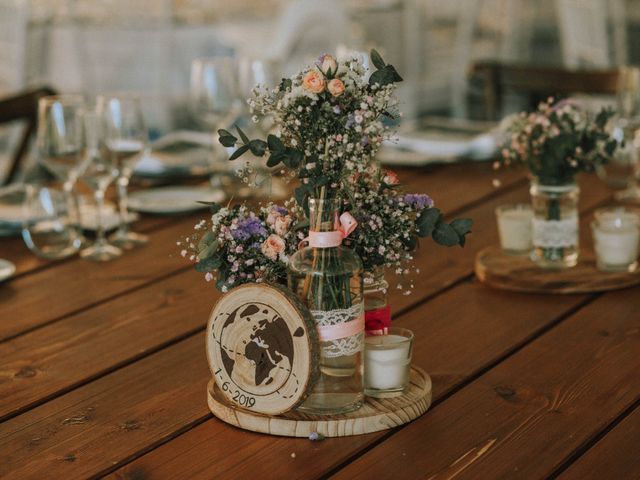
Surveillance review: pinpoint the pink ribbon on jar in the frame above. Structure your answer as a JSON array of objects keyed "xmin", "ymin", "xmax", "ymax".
[{"xmin": 299, "ymin": 212, "xmax": 358, "ymax": 249}]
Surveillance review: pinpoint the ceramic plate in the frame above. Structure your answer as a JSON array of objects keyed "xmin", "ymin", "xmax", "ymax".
[
  {"xmin": 127, "ymin": 187, "xmax": 225, "ymax": 214},
  {"xmin": 0, "ymin": 259, "xmax": 16, "ymax": 283}
]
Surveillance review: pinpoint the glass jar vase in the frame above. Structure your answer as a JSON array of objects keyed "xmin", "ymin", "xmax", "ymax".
[
  {"xmin": 287, "ymin": 197, "xmax": 364, "ymax": 415},
  {"xmin": 530, "ymin": 180, "xmax": 580, "ymax": 268},
  {"xmin": 363, "ymin": 266, "xmax": 391, "ymax": 334}
]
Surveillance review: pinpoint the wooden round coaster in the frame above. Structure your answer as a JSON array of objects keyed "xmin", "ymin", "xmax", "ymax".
[
  {"xmin": 206, "ymin": 283, "xmax": 319, "ymax": 416},
  {"xmin": 207, "ymin": 366, "xmax": 432, "ymax": 438},
  {"xmin": 475, "ymin": 246, "xmax": 640, "ymax": 294}
]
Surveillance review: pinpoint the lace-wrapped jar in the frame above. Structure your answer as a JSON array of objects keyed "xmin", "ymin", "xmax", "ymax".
[
  {"xmin": 530, "ymin": 179, "xmax": 580, "ymax": 268},
  {"xmin": 287, "ymin": 197, "xmax": 364, "ymax": 414}
]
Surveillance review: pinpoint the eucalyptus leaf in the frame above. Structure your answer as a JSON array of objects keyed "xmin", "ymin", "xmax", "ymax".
[
  {"xmin": 235, "ymin": 126, "xmax": 250, "ymax": 144},
  {"xmin": 267, "ymin": 134, "xmax": 284, "ymax": 152},
  {"xmin": 432, "ymin": 222, "xmax": 461, "ymax": 247},
  {"xmin": 217, "ymin": 129, "xmax": 237, "ymax": 147},
  {"xmin": 370, "ymin": 49, "xmax": 386, "ymax": 70},
  {"xmin": 229, "ymin": 144, "xmax": 250, "ymax": 160},
  {"xmin": 195, "ymin": 255, "xmax": 222, "ymax": 273},
  {"xmin": 416, "ymin": 208, "xmax": 441, "ymax": 237},
  {"xmin": 249, "ymin": 139, "xmax": 267, "ymax": 157},
  {"xmin": 293, "ymin": 218, "xmax": 310, "ymax": 231},
  {"xmin": 450, "ymin": 218, "xmax": 473, "ymax": 236},
  {"xmin": 198, "ymin": 240, "xmax": 220, "ymax": 260}
]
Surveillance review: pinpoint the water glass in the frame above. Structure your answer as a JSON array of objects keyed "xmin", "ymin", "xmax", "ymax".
[{"xmin": 22, "ymin": 185, "xmax": 82, "ymax": 260}]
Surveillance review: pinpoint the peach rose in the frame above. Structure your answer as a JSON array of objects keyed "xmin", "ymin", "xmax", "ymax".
[
  {"xmin": 318, "ymin": 54, "xmax": 338, "ymax": 76},
  {"xmin": 274, "ymin": 215, "xmax": 293, "ymax": 236},
  {"xmin": 261, "ymin": 234, "xmax": 285, "ymax": 260},
  {"xmin": 327, "ymin": 78, "xmax": 345, "ymax": 97},
  {"xmin": 302, "ymin": 70, "xmax": 325, "ymax": 94},
  {"xmin": 383, "ymin": 170, "xmax": 400, "ymax": 185}
]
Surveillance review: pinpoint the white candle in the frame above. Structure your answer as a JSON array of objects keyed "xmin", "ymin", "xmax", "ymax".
[
  {"xmin": 592, "ymin": 208, "xmax": 640, "ymax": 271},
  {"xmin": 364, "ymin": 330, "xmax": 413, "ymax": 395},
  {"xmin": 495, "ymin": 204, "xmax": 533, "ymax": 254}
]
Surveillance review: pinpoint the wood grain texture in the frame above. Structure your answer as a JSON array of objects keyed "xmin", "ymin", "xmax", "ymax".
[
  {"xmin": 0, "ymin": 215, "xmax": 200, "ymax": 342},
  {"xmin": 0, "ymin": 269, "xmax": 216, "ymax": 421},
  {"xmin": 207, "ymin": 283, "xmax": 319, "ymax": 415},
  {"xmin": 207, "ymin": 367, "xmax": 431, "ymax": 437},
  {"xmin": 333, "ymin": 287, "xmax": 640, "ymax": 480},
  {"xmin": 106, "ymin": 282, "xmax": 595, "ymax": 480},
  {"xmin": 558, "ymin": 406, "xmax": 640, "ymax": 480},
  {"xmin": 476, "ymin": 245, "xmax": 640, "ymax": 294}
]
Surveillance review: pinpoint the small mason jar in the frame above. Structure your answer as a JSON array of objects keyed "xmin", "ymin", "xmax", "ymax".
[{"xmin": 530, "ymin": 180, "xmax": 580, "ymax": 268}]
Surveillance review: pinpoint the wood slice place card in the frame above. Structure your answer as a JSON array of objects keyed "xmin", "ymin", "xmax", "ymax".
[{"xmin": 206, "ymin": 283, "xmax": 319, "ymax": 415}]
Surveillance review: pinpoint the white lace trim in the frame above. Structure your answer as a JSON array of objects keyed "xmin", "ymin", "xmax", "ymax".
[
  {"xmin": 310, "ymin": 304, "xmax": 364, "ymax": 358},
  {"xmin": 532, "ymin": 217, "xmax": 579, "ymax": 248}
]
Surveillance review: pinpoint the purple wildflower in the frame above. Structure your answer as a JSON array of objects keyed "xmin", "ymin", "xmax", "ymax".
[
  {"xmin": 346, "ymin": 114, "xmax": 355, "ymax": 128},
  {"xmin": 360, "ymin": 135, "xmax": 370, "ymax": 146},
  {"xmin": 402, "ymin": 193, "xmax": 434, "ymax": 209},
  {"xmin": 333, "ymin": 105, "xmax": 342, "ymax": 114},
  {"xmin": 231, "ymin": 217, "xmax": 267, "ymax": 241},
  {"xmin": 272, "ymin": 206, "xmax": 288, "ymax": 215}
]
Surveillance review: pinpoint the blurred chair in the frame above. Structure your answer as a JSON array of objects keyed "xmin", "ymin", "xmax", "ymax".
[
  {"xmin": 0, "ymin": 87, "xmax": 56, "ymax": 185},
  {"xmin": 555, "ymin": 0, "xmax": 628, "ymax": 68},
  {"xmin": 471, "ymin": 61, "xmax": 620, "ymax": 119}
]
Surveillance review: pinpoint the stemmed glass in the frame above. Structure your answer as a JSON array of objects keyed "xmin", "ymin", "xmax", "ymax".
[
  {"xmin": 614, "ymin": 66, "xmax": 640, "ymax": 202},
  {"xmin": 190, "ymin": 57, "xmax": 239, "ymax": 191},
  {"xmin": 36, "ymin": 95, "xmax": 86, "ymax": 237},
  {"xmin": 78, "ymin": 110, "xmax": 122, "ymax": 261},
  {"xmin": 237, "ymin": 56, "xmax": 279, "ymax": 134},
  {"xmin": 97, "ymin": 94, "xmax": 149, "ymax": 249}
]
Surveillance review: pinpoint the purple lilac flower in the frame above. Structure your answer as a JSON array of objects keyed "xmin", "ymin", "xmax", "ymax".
[
  {"xmin": 231, "ymin": 217, "xmax": 267, "ymax": 241},
  {"xmin": 273, "ymin": 206, "xmax": 288, "ymax": 215},
  {"xmin": 401, "ymin": 194, "xmax": 434, "ymax": 209}
]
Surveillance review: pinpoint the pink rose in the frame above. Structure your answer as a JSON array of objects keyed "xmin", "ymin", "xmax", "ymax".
[
  {"xmin": 318, "ymin": 54, "xmax": 338, "ymax": 76},
  {"xmin": 327, "ymin": 78, "xmax": 345, "ymax": 97},
  {"xmin": 266, "ymin": 210, "xmax": 282, "ymax": 226},
  {"xmin": 261, "ymin": 234, "xmax": 285, "ymax": 260},
  {"xmin": 383, "ymin": 169, "xmax": 400, "ymax": 185},
  {"xmin": 274, "ymin": 215, "xmax": 292, "ymax": 236},
  {"xmin": 302, "ymin": 70, "xmax": 325, "ymax": 94}
]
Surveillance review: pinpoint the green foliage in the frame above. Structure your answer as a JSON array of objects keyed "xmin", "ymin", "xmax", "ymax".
[
  {"xmin": 368, "ymin": 49, "xmax": 403, "ymax": 87},
  {"xmin": 417, "ymin": 208, "xmax": 473, "ymax": 247}
]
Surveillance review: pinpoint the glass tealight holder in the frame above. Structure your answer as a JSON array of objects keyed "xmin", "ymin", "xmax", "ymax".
[
  {"xmin": 591, "ymin": 207, "xmax": 640, "ymax": 272},
  {"xmin": 495, "ymin": 204, "xmax": 533, "ymax": 255},
  {"xmin": 364, "ymin": 327, "xmax": 413, "ymax": 398}
]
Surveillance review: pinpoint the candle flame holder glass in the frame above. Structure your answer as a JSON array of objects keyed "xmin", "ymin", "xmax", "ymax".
[
  {"xmin": 591, "ymin": 207, "xmax": 640, "ymax": 272},
  {"xmin": 364, "ymin": 327, "xmax": 414, "ymax": 398},
  {"xmin": 495, "ymin": 204, "xmax": 533, "ymax": 255}
]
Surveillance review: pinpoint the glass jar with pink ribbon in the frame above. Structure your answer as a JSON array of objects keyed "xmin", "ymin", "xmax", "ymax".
[{"xmin": 288, "ymin": 197, "xmax": 364, "ymax": 415}]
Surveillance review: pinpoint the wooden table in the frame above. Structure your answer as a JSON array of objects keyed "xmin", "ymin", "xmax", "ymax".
[{"xmin": 1, "ymin": 163, "xmax": 639, "ymax": 480}]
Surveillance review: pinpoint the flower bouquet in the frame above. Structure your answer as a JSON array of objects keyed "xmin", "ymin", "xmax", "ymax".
[
  {"xmin": 184, "ymin": 50, "xmax": 472, "ymax": 414},
  {"xmin": 501, "ymin": 98, "xmax": 618, "ymax": 267}
]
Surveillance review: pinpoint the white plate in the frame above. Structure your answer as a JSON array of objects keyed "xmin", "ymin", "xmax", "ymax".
[
  {"xmin": 127, "ymin": 187, "xmax": 225, "ymax": 214},
  {"xmin": 0, "ymin": 259, "xmax": 16, "ymax": 283}
]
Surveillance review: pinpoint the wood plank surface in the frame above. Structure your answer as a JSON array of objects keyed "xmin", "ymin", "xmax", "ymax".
[
  {"xmin": 557, "ymin": 406, "xmax": 640, "ymax": 480},
  {"xmin": 333, "ymin": 287, "xmax": 640, "ymax": 480},
  {"xmin": 1, "ymin": 164, "xmax": 634, "ymax": 480},
  {"xmin": 105, "ymin": 284, "xmax": 596, "ymax": 480}
]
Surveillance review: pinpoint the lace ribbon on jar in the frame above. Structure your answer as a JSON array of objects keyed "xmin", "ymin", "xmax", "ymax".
[
  {"xmin": 310, "ymin": 304, "xmax": 364, "ymax": 358},
  {"xmin": 532, "ymin": 217, "xmax": 579, "ymax": 248}
]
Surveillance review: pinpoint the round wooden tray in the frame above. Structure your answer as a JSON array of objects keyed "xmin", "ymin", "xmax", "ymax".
[
  {"xmin": 475, "ymin": 246, "xmax": 640, "ymax": 294},
  {"xmin": 207, "ymin": 366, "xmax": 432, "ymax": 438}
]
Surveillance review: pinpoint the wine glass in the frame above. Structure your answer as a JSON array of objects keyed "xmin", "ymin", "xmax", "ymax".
[
  {"xmin": 190, "ymin": 57, "xmax": 239, "ymax": 191},
  {"xmin": 22, "ymin": 185, "xmax": 82, "ymax": 260},
  {"xmin": 78, "ymin": 110, "xmax": 122, "ymax": 261},
  {"xmin": 97, "ymin": 93, "xmax": 149, "ymax": 249},
  {"xmin": 36, "ymin": 95, "xmax": 87, "ymax": 240},
  {"xmin": 36, "ymin": 95, "xmax": 85, "ymax": 186},
  {"xmin": 237, "ymin": 56, "xmax": 279, "ymax": 130},
  {"xmin": 614, "ymin": 66, "xmax": 640, "ymax": 202}
]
